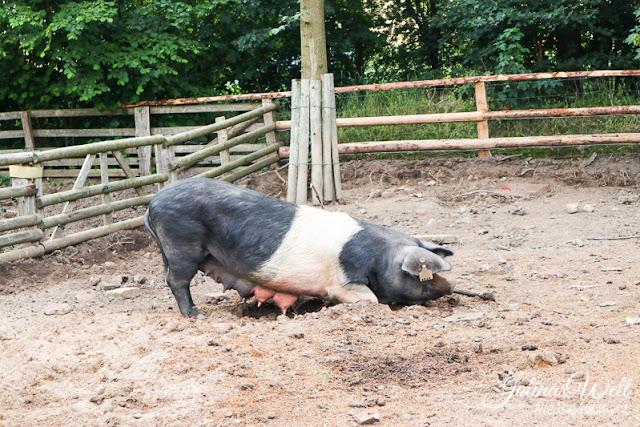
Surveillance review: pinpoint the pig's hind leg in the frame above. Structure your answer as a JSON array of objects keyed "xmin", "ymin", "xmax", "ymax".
[{"xmin": 165, "ymin": 256, "xmax": 206, "ymax": 319}]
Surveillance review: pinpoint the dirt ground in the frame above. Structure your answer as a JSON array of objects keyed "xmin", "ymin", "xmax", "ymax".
[{"xmin": 1, "ymin": 154, "xmax": 640, "ymax": 426}]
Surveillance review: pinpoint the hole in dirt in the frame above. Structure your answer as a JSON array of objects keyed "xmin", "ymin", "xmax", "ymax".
[
  {"xmin": 330, "ymin": 349, "xmax": 474, "ymax": 388},
  {"xmin": 237, "ymin": 297, "xmax": 333, "ymax": 319}
]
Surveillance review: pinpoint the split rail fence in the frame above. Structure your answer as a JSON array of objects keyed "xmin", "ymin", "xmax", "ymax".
[
  {"xmin": 0, "ymin": 103, "xmax": 279, "ymax": 262},
  {"xmin": 278, "ymin": 69, "xmax": 640, "ymax": 158}
]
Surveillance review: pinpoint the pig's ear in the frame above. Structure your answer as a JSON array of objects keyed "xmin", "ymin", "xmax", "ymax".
[
  {"xmin": 418, "ymin": 240, "xmax": 453, "ymax": 258},
  {"xmin": 399, "ymin": 246, "xmax": 452, "ymax": 279}
]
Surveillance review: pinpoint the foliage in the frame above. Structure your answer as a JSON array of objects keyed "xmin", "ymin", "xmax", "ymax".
[{"xmin": 1, "ymin": 0, "xmax": 640, "ymax": 111}]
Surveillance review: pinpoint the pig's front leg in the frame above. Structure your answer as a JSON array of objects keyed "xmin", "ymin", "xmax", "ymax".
[{"xmin": 328, "ymin": 283, "xmax": 379, "ymax": 304}]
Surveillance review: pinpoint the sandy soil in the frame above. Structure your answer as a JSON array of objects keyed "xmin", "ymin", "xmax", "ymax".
[{"xmin": 1, "ymin": 154, "xmax": 640, "ymax": 426}]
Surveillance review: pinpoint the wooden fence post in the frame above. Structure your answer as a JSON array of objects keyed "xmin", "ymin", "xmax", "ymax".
[
  {"xmin": 99, "ymin": 152, "xmax": 112, "ymax": 226},
  {"xmin": 286, "ymin": 80, "xmax": 301, "ymax": 202},
  {"xmin": 262, "ymin": 99, "xmax": 278, "ymax": 146},
  {"xmin": 50, "ymin": 154, "xmax": 95, "ymax": 240},
  {"xmin": 310, "ymin": 79, "xmax": 323, "ymax": 204},
  {"xmin": 295, "ymin": 79, "xmax": 311, "ymax": 204},
  {"xmin": 215, "ymin": 116, "xmax": 231, "ymax": 172},
  {"xmin": 154, "ymin": 143, "xmax": 176, "ymax": 185},
  {"xmin": 135, "ymin": 106, "xmax": 152, "ymax": 175},
  {"xmin": 20, "ymin": 111, "xmax": 35, "ymax": 151},
  {"xmin": 475, "ymin": 82, "xmax": 491, "ymax": 157},
  {"xmin": 322, "ymin": 73, "xmax": 341, "ymax": 201}
]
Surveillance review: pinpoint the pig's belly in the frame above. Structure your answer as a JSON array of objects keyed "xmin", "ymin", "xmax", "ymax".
[{"xmin": 253, "ymin": 205, "xmax": 362, "ymax": 297}]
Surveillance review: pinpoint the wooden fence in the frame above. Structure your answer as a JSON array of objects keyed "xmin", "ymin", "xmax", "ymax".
[
  {"xmin": 0, "ymin": 101, "xmax": 276, "ymax": 177},
  {"xmin": 0, "ymin": 103, "xmax": 280, "ymax": 262},
  {"xmin": 278, "ymin": 69, "xmax": 640, "ymax": 158}
]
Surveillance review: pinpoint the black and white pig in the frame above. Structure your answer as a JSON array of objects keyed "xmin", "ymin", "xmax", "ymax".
[{"xmin": 144, "ymin": 177, "xmax": 454, "ymax": 318}]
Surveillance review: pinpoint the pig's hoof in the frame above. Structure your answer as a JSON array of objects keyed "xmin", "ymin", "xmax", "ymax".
[{"xmin": 187, "ymin": 307, "xmax": 205, "ymax": 320}]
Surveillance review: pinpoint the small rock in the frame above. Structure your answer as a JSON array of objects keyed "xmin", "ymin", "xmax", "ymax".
[
  {"xmin": 511, "ymin": 205, "xmax": 527, "ymax": 216},
  {"xmin": 106, "ymin": 287, "xmax": 141, "ymax": 299},
  {"xmin": 599, "ymin": 301, "xmax": 616, "ymax": 307},
  {"xmin": 240, "ymin": 383, "xmax": 255, "ymax": 391},
  {"xmin": 292, "ymin": 330, "xmax": 305, "ymax": 339},
  {"xmin": 528, "ymin": 351, "xmax": 558, "ymax": 367},
  {"xmin": 442, "ymin": 312, "xmax": 484, "ymax": 322},
  {"xmin": 381, "ymin": 191, "xmax": 395, "ymax": 199},
  {"xmin": 473, "ymin": 343, "xmax": 483, "ymax": 354},
  {"xmin": 582, "ymin": 204, "xmax": 595, "ymax": 212},
  {"xmin": 425, "ymin": 180, "xmax": 437, "ymax": 186},
  {"xmin": 164, "ymin": 321, "xmax": 185, "ymax": 333},
  {"xmin": 479, "ymin": 264, "xmax": 491, "ymax": 272},
  {"xmin": 76, "ymin": 289, "xmax": 98, "ymax": 303},
  {"xmin": 352, "ymin": 409, "xmax": 380, "ymax": 425},
  {"xmin": 617, "ymin": 192, "xmax": 638, "ymax": 204},
  {"xmin": 349, "ymin": 401, "xmax": 366, "ymax": 408},
  {"xmin": 207, "ymin": 292, "xmax": 230, "ymax": 303},
  {"xmin": 376, "ymin": 398, "xmax": 386, "ymax": 406},
  {"xmin": 433, "ymin": 341, "xmax": 446, "ymax": 348},
  {"xmin": 566, "ymin": 204, "xmax": 579, "ymax": 214},
  {"xmin": 133, "ymin": 275, "xmax": 147, "ymax": 285},
  {"xmin": 44, "ymin": 303, "xmax": 72, "ymax": 316},
  {"xmin": 101, "ymin": 275, "xmax": 123, "ymax": 291},
  {"xmin": 0, "ymin": 324, "xmax": 16, "ymax": 341},
  {"xmin": 625, "ymin": 317, "xmax": 640, "ymax": 325},
  {"xmin": 90, "ymin": 395, "xmax": 105, "ymax": 405},
  {"xmin": 212, "ymin": 323, "xmax": 233, "ymax": 334},
  {"xmin": 603, "ymin": 337, "xmax": 620, "ymax": 344},
  {"xmin": 88, "ymin": 276, "xmax": 101, "ymax": 287},
  {"xmin": 521, "ymin": 344, "xmax": 538, "ymax": 351},
  {"xmin": 266, "ymin": 413, "xmax": 276, "ymax": 419}
]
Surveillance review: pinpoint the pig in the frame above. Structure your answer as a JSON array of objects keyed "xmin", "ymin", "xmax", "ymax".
[{"xmin": 144, "ymin": 177, "xmax": 454, "ymax": 318}]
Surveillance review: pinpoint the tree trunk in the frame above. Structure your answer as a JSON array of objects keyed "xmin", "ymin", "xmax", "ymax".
[{"xmin": 300, "ymin": 0, "xmax": 328, "ymax": 79}]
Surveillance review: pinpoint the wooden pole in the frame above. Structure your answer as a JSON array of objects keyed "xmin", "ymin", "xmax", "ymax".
[
  {"xmin": 37, "ymin": 174, "xmax": 168, "ymax": 208},
  {"xmin": 20, "ymin": 111, "xmax": 35, "ymax": 151},
  {"xmin": 50, "ymin": 153, "xmax": 95, "ymax": 240},
  {"xmin": 171, "ymin": 124, "xmax": 276, "ymax": 171},
  {"xmin": 262, "ymin": 99, "xmax": 278, "ymax": 146},
  {"xmin": 215, "ymin": 116, "xmax": 231, "ymax": 170},
  {"xmin": 99, "ymin": 152, "xmax": 113, "ymax": 226},
  {"xmin": 322, "ymin": 73, "xmax": 341, "ymax": 201},
  {"xmin": 310, "ymin": 79, "xmax": 323, "ymax": 204},
  {"xmin": 277, "ymin": 133, "xmax": 640, "ymax": 156},
  {"xmin": 0, "ymin": 185, "xmax": 38, "ymax": 201},
  {"xmin": 286, "ymin": 80, "xmax": 301, "ymax": 202},
  {"xmin": 296, "ymin": 79, "xmax": 311, "ymax": 204},
  {"xmin": 42, "ymin": 195, "xmax": 153, "ymax": 229},
  {"xmin": 164, "ymin": 103, "xmax": 277, "ymax": 146},
  {"xmin": 196, "ymin": 144, "xmax": 281, "ymax": 179},
  {"xmin": 475, "ymin": 82, "xmax": 491, "ymax": 157},
  {"xmin": 220, "ymin": 153, "xmax": 280, "ymax": 183},
  {"xmin": 111, "ymin": 150, "xmax": 147, "ymax": 196},
  {"xmin": 0, "ymin": 229, "xmax": 44, "ymax": 249},
  {"xmin": 0, "ymin": 214, "xmax": 41, "ymax": 233},
  {"xmin": 134, "ymin": 106, "xmax": 152, "ymax": 175},
  {"xmin": 321, "ymin": 75, "xmax": 335, "ymax": 201},
  {"xmin": 300, "ymin": 0, "xmax": 328, "ymax": 80}
]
